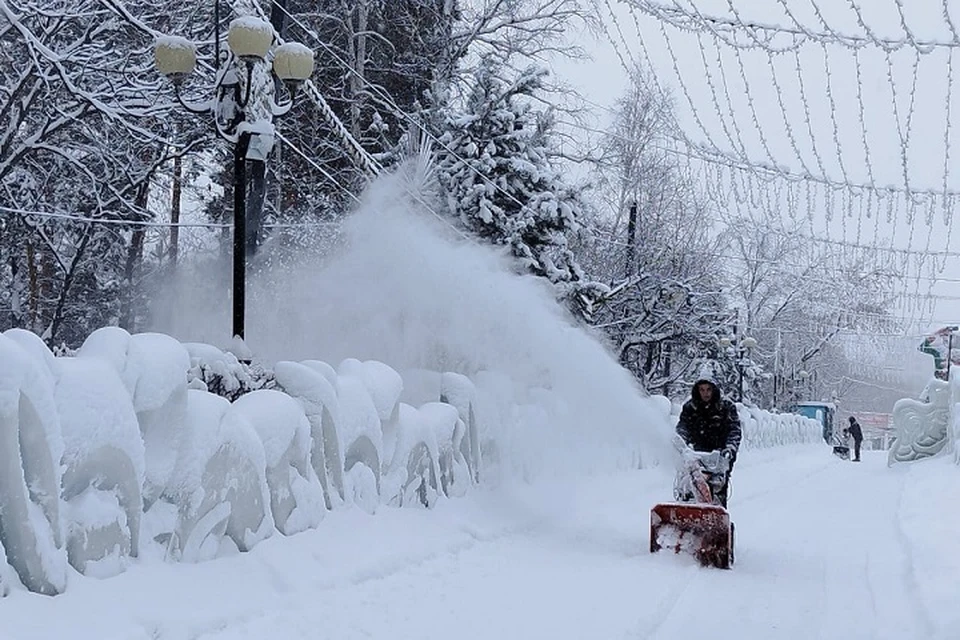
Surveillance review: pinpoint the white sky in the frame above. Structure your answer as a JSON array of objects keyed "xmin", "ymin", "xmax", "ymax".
[{"xmin": 546, "ymin": 0, "xmax": 960, "ymax": 383}]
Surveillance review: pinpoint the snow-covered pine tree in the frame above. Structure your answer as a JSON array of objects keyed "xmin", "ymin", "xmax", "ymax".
[{"xmin": 435, "ymin": 60, "xmax": 592, "ymax": 311}]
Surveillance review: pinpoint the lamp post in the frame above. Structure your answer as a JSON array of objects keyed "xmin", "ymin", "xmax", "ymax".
[
  {"xmin": 154, "ymin": 19, "xmax": 314, "ymax": 342},
  {"xmin": 720, "ymin": 335, "xmax": 757, "ymax": 403},
  {"xmin": 797, "ymin": 369, "xmax": 810, "ymax": 400}
]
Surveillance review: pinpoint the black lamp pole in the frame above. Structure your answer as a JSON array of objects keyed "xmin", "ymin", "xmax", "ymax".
[{"xmin": 232, "ymin": 131, "xmax": 250, "ymax": 340}]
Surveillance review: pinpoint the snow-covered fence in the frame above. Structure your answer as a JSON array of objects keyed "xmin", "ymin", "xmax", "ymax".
[
  {"xmin": 0, "ymin": 328, "xmax": 489, "ymax": 596},
  {"xmin": 657, "ymin": 395, "xmax": 823, "ymax": 449},
  {"xmin": 739, "ymin": 406, "xmax": 823, "ymax": 449}
]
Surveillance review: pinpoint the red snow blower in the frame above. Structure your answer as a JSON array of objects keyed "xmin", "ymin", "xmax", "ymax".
[{"xmin": 650, "ymin": 444, "xmax": 734, "ymax": 569}]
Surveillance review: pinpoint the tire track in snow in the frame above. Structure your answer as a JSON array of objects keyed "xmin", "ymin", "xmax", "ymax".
[
  {"xmin": 892, "ymin": 471, "xmax": 935, "ymax": 638},
  {"xmin": 627, "ymin": 565, "xmax": 697, "ymax": 639}
]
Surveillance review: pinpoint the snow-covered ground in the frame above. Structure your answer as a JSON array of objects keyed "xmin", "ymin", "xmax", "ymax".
[{"xmin": 3, "ymin": 444, "xmax": 957, "ymax": 640}]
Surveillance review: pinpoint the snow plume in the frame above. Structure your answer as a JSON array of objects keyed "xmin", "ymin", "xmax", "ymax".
[{"xmin": 157, "ymin": 170, "xmax": 673, "ymax": 482}]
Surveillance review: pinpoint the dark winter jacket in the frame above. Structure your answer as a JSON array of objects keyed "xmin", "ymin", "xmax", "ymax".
[
  {"xmin": 846, "ymin": 418, "xmax": 863, "ymax": 443},
  {"xmin": 676, "ymin": 378, "xmax": 743, "ymax": 459}
]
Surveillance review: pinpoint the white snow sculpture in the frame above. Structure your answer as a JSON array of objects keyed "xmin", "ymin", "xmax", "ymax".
[
  {"xmin": 229, "ymin": 390, "xmax": 325, "ymax": 534},
  {"xmin": 55, "ymin": 357, "xmax": 145, "ymax": 577},
  {"xmin": 419, "ymin": 402, "xmax": 470, "ymax": 498},
  {"xmin": 161, "ymin": 390, "xmax": 273, "ymax": 562},
  {"xmin": 79, "ymin": 328, "xmax": 191, "ymax": 506},
  {"xmin": 274, "ymin": 361, "xmax": 344, "ymax": 509},
  {"xmin": 889, "ymin": 379, "xmax": 951, "ymax": 464},
  {"xmin": 381, "ymin": 403, "xmax": 441, "ymax": 508},
  {"xmin": 440, "ymin": 372, "xmax": 481, "ymax": 483},
  {"xmin": 0, "ymin": 334, "xmax": 67, "ymax": 594}
]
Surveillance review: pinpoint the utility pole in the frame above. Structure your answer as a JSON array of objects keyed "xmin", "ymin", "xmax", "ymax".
[{"xmin": 625, "ymin": 200, "xmax": 637, "ymax": 277}]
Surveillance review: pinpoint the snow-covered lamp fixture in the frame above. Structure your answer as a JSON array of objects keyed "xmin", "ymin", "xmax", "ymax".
[
  {"xmin": 719, "ymin": 337, "xmax": 732, "ymax": 348},
  {"xmin": 272, "ymin": 43, "xmax": 315, "ymax": 84},
  {"xmin": 154, "ymin": 36, "xmax": 197, "ymax": 82},
  {"xmin": 740, "ymin": 336, "xmax": 758, "ymax": 350},
  {"xmin": 227, "ymin": 17, "xmax": 274, "ymax": 62},
  {"xmin": 798, "ymin": 370, "xmax": 810, "ymax": 379}
]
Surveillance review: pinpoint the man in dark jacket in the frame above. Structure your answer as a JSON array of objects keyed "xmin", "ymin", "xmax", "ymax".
[
  {"xmin": 845, "ymin": 416, "xmax": 864, "ymax": 462},
  {"xmin": 676, "ymin": 377, "xmax": 742, "ymax": 507}
]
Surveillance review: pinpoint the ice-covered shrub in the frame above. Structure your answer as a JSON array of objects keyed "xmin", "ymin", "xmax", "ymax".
[
  {"xmin": 0, "ymin": 333, "xmax": 67, "ymax": 595},
  {"xmin": 440, "ymin": 372, "xmax": 481, "ymax": 483},
  {"xmin": 335, "ymin": 368, "xmax": 384, "ymax": 512},
  {"xmin": 229, "ymin": 390, "xmax": 325, "ymax": 535},
  {"xmin": 419, "ymin": 402, "xmax": 470, "ymax": 498},
  {"xmin": 183, "ymin": 342, "xmax": 276, "ymax": 401},
  {"xmin": 78, "ymin": 328, "xmax": 190, "ymax": 506},
  {"xmin": 274, "ymin": 361, "xmax": 345, "ymax": 509},
  {"xmin": 55, "ymin": 357, "xmax": 144, "ymax": 577},
  {"xmin": 157, "ymin": 390, "xmax": 273, "ymax": 562},
  {"xmin": 381, "ymin": 403, "xmax": 441, "ymax": 508}
]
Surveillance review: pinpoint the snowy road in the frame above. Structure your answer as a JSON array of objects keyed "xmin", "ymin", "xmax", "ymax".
[{"xmin": 4, "ymin": 445, "xmax": 958, "ymax": 640}]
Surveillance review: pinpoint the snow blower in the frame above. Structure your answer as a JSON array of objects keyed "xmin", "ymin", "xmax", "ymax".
[{"xmin": 650, "ymin": 444, "xmax": 734, "ymax": 569}]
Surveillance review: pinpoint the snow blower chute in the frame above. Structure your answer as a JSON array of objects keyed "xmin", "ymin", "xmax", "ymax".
[{"xmin": 650, "ymin": 444, "xmax": 734, "ymax": 569}]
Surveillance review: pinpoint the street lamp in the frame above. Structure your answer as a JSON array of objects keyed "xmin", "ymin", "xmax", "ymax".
[
  {"xmin": 154, "ymin": 18, "xmax": 314, "ymax": 342},
  {"xmin": 736, "ymin": 336, "xmax": 758, "ymax": 403}
]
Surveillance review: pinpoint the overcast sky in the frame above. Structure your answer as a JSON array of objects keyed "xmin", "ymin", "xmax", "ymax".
[{"xmin": 547, "ymin": 0, "xmax": 960, "ymax": 339}]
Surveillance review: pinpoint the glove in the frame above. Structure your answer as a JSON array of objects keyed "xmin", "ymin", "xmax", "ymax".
[{"xmin": 720, "ymin": 447, "xmax": 735, "ymax": 461}]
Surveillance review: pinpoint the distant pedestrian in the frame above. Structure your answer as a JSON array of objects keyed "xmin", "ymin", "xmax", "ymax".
[{"xmin": 845, "ymin": 416, "xmax": 864, "ymax": 462}]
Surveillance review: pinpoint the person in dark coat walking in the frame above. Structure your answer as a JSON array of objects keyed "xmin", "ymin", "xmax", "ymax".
[
  {"xmin": 676, "ymin": 377, "xmax": 743, "ymax": 507},
  {"xmin": 845, "ymin": 416, "xmax": 864, "ymax": 462}
]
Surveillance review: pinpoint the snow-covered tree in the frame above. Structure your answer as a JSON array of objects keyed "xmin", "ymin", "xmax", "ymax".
[
  {"xmin": 576, "ymin": 66, "xmax": 728, "ymax": 396},
  {"xmin": 435, "ymin": 60, "xmax": 590, "ymax": 307}
]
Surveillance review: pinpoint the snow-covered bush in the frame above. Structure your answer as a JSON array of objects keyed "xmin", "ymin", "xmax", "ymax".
[
  {"xmin": 381, "ymin": 403, "xmax": 442, "ymax": 508},
  {"xmin": 55, "ymin": 357, "xmax": 145, "ymax": 577},
  {"xmin": 183, "ymin": 342, "xmax": 275, "ymax": 401},
  {"xmin": 0, "ymin": 333, "xmax": 67, "ymax": 594},
  {"xmin": 336, "ymin": 365, "xmax": 386, "ymax": 513},
  {"xmin": 156, "ymin": 390, "xmax": 273, "ymax": 563},
  {"xmin": 419, "ymin": 402, "xmax": 470, "ymax": 498},
  {"xmin": 440, "ymin": 372, "xmax": 481, "ymax": 483},
  {"xmin": 274, "ymin": 361, "xmax": 344, "ymax": 509},
  {"xmin": 229, "ymin": 390, "xmax": 325, "ymax": 535},
  {"xmin": 78, "ymin": 328, "xmax": 190, "ymax": 506}
]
